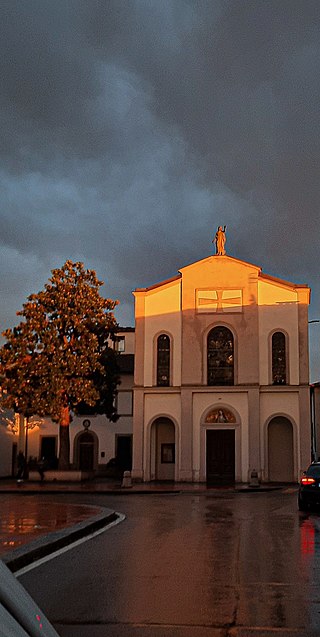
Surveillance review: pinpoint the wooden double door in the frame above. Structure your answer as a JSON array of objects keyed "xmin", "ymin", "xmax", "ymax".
[{"xmin": 206, "ymin": 429, "xmax": 235, "ymax": 485}]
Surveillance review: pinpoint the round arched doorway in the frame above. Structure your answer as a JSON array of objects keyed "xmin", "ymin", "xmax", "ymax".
[
  {"xmin": 268, "ymin": 416, "xmax": 294, "ymax": 482},
  {"xmin": 78, "ymin": 431, "xmax": 95, "ymax": 471},
  {"xmin": 204, "ymin": 406, "xmax": 237, "ymax": 485},
  {"xmin": 151, "ymin": 417, "xmax": 175, "ymax": 481}
]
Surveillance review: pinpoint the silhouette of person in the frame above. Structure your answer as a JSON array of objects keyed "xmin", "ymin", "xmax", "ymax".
[
  {"xmin": 16, "ymin": 451, "xmax": 26, "ymax": 481},
  {"xmin": 37, "ymin": 457, "xmax": 46, "ymax": 482}
]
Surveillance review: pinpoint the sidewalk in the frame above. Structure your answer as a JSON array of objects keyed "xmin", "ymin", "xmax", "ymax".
[
  {"xmin": 0, "ymin": 477, "xmax": 179, "ymax": 495},
  {"xmin": 0, "ymin": 476, "xmax": 288, "ymax": 495}
]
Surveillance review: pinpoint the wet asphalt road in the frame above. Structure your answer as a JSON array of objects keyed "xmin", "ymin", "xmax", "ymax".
[{"xmin": 17, "ymin": 490, "xmax": 320, "ymax": 636}]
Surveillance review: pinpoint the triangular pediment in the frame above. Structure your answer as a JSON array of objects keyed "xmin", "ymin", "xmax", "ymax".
[
  {"xmin": 178, "ymin": 254, "xmax": 261, "ymax": 276},
  {"xmin": 133, "ymin": 254, "xmax": 309, "ymax": 304}
]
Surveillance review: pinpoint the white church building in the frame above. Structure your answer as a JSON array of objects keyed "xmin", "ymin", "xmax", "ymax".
[{"xmin": 131, "ymin": 246, "xmax": 311, "ymax": 484}]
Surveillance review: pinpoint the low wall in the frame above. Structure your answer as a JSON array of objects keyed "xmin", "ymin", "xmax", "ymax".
[{"xmin": 28, "ymin": 470, "xmax": 92, "ymax": 482}]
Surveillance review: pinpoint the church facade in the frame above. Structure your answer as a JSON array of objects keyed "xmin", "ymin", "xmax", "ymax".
[{"xmin": 132, "ymin": 250, "xmax": 311, "ymax": 484}]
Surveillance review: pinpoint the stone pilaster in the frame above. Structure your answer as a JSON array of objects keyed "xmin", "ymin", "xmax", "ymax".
[
  {"xmin": 248, "ymin": 387, "xmax": 261, "ymax": 481},
  {"xmin": 179, "ymin": 388, "xmax": 193, "ymax": 481},
  {"xmin": 131, "ymin": 389, "xmax": 144, "ymax": 482}
]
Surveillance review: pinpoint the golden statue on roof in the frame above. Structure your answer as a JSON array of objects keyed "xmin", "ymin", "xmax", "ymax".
[{"xmin": 213, "ymin": 225, "xmax": 227, "ymax": 255}]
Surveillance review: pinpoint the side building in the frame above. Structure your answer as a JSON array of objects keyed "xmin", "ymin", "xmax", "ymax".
[
  {"xmin": 0, "ymin": 328, "xmax": 134, "ymax": 478},
  {"xmin": 131, "ymin": 252, "xmax": 311, "ymax": 484}
]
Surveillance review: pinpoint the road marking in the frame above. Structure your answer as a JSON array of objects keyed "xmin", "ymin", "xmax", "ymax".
[{"xmin": 15, "ymin": 512, "xmax": 125, "ymax": 577}]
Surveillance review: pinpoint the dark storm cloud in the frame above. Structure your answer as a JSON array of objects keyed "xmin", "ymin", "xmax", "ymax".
[{"xmin": 1, "ymin": 0, "xmax": 320, "ymax": 377}]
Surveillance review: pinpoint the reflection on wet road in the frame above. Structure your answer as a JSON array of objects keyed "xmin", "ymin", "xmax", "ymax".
[
  {"xmin": 18, "ymin": 491, "xmax": 320, "ymax": 636},
  {"xmin": 0, "ymin": 497, "xmax": 101, "ymax": 553}
]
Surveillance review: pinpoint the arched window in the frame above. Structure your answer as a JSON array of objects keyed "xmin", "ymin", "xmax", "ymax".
[
  {"xmin": 272, "ymin": 331, "xmax": 287, "ymax": 384},
  {"xmin": 207, "ymin": 327, "xmax": 234, "ymax": 385},
  {"xmin": 157, "ymin": 334, "xmax": 170, "ymax": 386}
]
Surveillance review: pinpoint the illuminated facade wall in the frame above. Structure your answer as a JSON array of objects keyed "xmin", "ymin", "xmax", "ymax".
[{"xmin": 132, "ymin": 254, "xmax": 311, "ymax": 484}]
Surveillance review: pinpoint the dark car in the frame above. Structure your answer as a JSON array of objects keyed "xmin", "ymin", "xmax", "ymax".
[{"xmin": 298, "ymin": 462, "xmax": 320, "ymax": 511}]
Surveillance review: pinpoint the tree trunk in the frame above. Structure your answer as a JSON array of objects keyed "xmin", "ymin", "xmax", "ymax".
[{"xmin": 58, "ymin": 405, "xmax": 70, "ymax": 470}]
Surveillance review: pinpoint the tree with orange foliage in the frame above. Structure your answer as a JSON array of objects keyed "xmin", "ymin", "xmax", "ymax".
[{"xmin": 0, "ymin": 261, "xmax": 119, "ymax": 469}]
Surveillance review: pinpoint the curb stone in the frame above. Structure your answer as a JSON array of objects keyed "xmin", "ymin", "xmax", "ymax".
[{"xmin": 3, "ymin": 506, "xmax": 119, "ymax": 573}]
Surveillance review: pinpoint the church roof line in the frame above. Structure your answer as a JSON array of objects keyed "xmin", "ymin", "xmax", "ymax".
[
  {"xmin": 133, "ymin": 274, "xmax": 181, "ymax": 294},
  {"xmin": 132, "ymin": 254, "xmax": 310, "ymax": 295},
  {"xmin": 258, "ymin": 271, "xmax": 310, "ymax": 291}
]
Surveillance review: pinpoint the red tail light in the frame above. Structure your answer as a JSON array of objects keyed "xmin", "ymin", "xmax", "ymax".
[{"xmin": 301, "ymin": 477, "xmax": 316, "ymax": 485}]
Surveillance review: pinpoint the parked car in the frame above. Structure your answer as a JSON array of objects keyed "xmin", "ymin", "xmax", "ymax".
[
  {"xmin": 298, "ymin": 462, "xmax": 320, "ymax": 511},
  {"xmin": 0, "ymin": 559, "xmax": 60, "ymax": 636}
]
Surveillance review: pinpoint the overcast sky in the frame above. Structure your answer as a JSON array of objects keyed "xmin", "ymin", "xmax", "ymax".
[{"xmin": 1, "ymin": 0, "xmax": 320, "ymax": 379}]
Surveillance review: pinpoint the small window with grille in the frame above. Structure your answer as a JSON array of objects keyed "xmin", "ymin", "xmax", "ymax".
[{"xmin": 115, "ymin": 336, "xmax": 125, "ymax": 352}]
